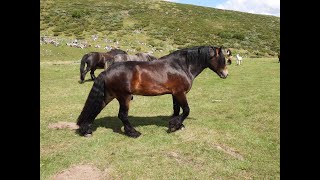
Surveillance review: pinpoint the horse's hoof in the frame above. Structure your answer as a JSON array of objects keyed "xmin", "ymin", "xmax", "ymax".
[
  {"xmin": 84, "ymin": 133, "xmax": 92, "ymax": 137},
  {"xmin": 167, "ymin": 124, "xmax": 185, "ymax": 133},
  {"xmin": 125, "ymin": 130, "xmax": 141, "ymax": 138}
]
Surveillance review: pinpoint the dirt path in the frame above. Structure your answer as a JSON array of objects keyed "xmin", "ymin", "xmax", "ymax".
[
  {"xmin": 48, "ymin": 122, "xmax": 79, "ymax": 130},
  {"xmin": 53, "ymin": 164, "xmax": 110, "ymax": 180}
]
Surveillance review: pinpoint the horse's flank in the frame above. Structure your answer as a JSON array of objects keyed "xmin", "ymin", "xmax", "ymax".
[{"xmin": 106, "ymin": 59, "xmax": 191, "ymax": 96}]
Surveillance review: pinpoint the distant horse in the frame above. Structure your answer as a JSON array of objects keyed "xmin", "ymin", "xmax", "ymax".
[
  {"xmin": 105, "ymin": 52, "xmax": 158, "ymax": 69},
  {"xmin": 226, "ymin": 49, "xmax": 233, "ymax": 65},
  {"xmin": 79, "ymin": 49, "xmax": 127, "ymax": 83},
  {"xmin": 278, "ymin": 53, "xmax": 280, "ymax": 63},
  {"xmin": 236, "ymin": 54, "xmax": 243, "ymax": 65},
  {"xmin": 76, "ymin": 46, "xmax": 228, "ymax": 138}
]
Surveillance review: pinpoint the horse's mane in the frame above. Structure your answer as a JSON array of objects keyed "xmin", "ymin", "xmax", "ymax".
[{"xmin": 160, "ymin": 46, "xmax": 218, "ymax": 66}]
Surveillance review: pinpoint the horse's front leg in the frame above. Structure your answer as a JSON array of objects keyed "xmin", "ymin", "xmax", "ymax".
[
  {"xmin": 90, "ymin": 70, "xmax": 96, "ymax": 80},
  {"xmin": 168, "ymin": 93, "xmax": 190, "ymax": 132},
  {"xmin": 117, "ymin": 95, "xmax": 141, "ymax": 138},
  {"xmin": 80, "ymin": 65, "xmax": 91, "ymax": 83},
  {"xmin": 172, "ymin": 95, "xmax": 181, "ymax": 116}
]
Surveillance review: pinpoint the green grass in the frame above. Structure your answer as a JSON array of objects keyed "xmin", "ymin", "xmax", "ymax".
[
  {"xmin": 40, "ymin": 0, "xmax": 280, "ymax": 58},
  {"xmin": 40, "ymin": 58, "xmax": 280, "ymax": 179}
]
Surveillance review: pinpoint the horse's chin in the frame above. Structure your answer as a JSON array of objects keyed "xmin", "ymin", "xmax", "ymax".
[{"xmin": 219, "ymin": 73, "xmax": 228, "ymax": 79}]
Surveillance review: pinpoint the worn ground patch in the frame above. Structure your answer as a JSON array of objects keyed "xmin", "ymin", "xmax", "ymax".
[
  {"xmin": 53, "ymin": 164, "xmax": 110, "ymax": 180},
  {"xmin": 213, "ymin": 143, "xmax": 244, "ymax": 160},
  {"xmin": 40, "ymin": 61, "xmax": 80, "ymax": 65},
  {"xmin": 48, "ymin": 122, "xmax": 79, "ymax": 130}
]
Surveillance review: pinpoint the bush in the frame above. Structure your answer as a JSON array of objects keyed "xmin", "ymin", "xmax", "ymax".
[
  {"xmin": 135, "ymin": 47, "xmax": 142, "ymax": 51},
  {"xmin": 233, "ymin": 33, "xmax": 245, "ymax": 40},
  {"xmin": 71, "ymin": 10, "xmax": 82, "ymax": 18},
  {"xmin": 53, "ymin": 32, "xmax": 61, "ymax": 36}
]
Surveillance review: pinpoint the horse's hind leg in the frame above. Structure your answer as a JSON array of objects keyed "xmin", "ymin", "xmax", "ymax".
[
  {"xmin": 117, "ymin": 94, "xmax": 141, "ymax": 138},
  {"xmin": 168, "ymin": 93, "xmax": 189, "ymax": 133}
]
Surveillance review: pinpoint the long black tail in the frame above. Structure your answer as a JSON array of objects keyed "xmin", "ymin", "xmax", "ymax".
[
  {"xmin": 80, "ymin": 54, "xmax": 89, "ymax": 82},
  {"xmin": 77, "ymin": 71, "xmax": 107, "ymax": 135}
]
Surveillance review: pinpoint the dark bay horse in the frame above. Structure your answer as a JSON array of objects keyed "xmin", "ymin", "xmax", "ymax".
[
  {"xmin": 76, "ymin": 46, "xmax": 228, "ymax": 138},
  {"xmin": 105, "ymin": 52, "xmax": 158, "ymax": 69},
  {"xmin": 79, "ymin": 49, "xmax": 127, "ymax": 83}
]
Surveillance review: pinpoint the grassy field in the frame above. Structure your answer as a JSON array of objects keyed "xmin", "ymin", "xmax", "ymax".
[
  {"xmin": 40, "ymin": 57, "xmax": 280, "ymax": 179},
  {"xmin": 40, "ymin": 0, "xmax": 280, "ymax": 178}
]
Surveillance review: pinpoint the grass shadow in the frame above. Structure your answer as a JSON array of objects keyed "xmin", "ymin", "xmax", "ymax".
[
  {"xmin": 78, "ymin": 79, "xmax": 94, "ymax": 84},
  {"xmin": 77, "ymin": 115, "xmax": 171, "ymax": 136}
]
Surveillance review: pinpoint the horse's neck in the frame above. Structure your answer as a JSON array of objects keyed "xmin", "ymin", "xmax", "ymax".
[
  {"xmin": 188, "ymin": 64, "xmax": 207, "ymax": 80},
  {"xmin": 181, "ymin": 57, "xmax": 207, "ymax": 80},
  {"xmin": 187, "ymin": 54, "xmax": 209, "ymax": 79}
]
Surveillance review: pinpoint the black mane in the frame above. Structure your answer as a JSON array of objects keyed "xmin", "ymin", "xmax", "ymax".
[{"xmin": 159, "ymin": 46, "xmax": 219, "ymax": 79}]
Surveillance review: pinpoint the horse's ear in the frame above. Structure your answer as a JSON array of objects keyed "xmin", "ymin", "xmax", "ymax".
[
  {"xmin": 219, "ymin": 46, "xmax": 223, "ymax": 54},
  {"xmin": 215, "ymin": 48, "xmax": 219, "ymax": 56}
]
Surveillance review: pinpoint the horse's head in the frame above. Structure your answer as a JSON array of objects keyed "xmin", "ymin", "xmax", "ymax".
[{"xmin": 208, "ymin": 46, "xmax": 228, "ymax": 79}]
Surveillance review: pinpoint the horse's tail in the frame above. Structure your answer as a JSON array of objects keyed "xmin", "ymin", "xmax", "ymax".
[
  {"xmin": 77, "ymin": 71, "xmax": 106, "ymax": 136},
  {"xmin": 80, "ymin": 54, "xmax": 89, "ymax": 82}
]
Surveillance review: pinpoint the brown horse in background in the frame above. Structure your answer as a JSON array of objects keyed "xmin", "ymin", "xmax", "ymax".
[
  {"xmin": 104, "ymin": 52, "xmax": 158, "ymax": 69},
  {"xmin": 76, "ymin": 46, "xmax": 228, "ymax": 138},
  {"xmin": 79, "ymin": 49, "xmax": 127, "ymax": 83}
]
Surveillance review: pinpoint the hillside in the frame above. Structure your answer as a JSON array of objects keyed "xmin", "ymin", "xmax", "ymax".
[{"xmin": 40, "ymin": 0, "xmax": 280, "ymax": 59}]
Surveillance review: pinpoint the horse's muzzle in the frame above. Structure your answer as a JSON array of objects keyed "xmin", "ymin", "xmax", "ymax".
[
  {"xmin": 220, "ymin": 74, "xmax": 228, "ymax": 79},
  {"xmin": 219, "ymin": 72, "xmax": 228, "ymax": 79}
]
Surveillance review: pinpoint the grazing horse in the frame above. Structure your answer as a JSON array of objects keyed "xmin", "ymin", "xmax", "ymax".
[
  {"xmin": 236, "ymin": 54, "xmax": 243, "ymax": 65},
  {"xmin": 105, "ymin": 52, "xmax": 158, "ymax": 69},
  {"xmin": 79, "ymin": 49, "xmax": 127, "ymax": 83},
  {"xmin": 76, "ymin": 46, "xmax": 228, "ymax": 138}
]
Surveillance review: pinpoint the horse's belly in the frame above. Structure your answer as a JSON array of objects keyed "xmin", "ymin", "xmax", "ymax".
[{"xmin": 132, "ymin": 84, "xmax": 171, "ymax": 96}]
